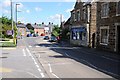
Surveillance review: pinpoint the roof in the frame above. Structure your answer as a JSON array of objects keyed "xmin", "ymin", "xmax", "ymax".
[
  {"xmin": 32, "ymin": 24, "xmax": 44, "ymax": 29},
  {"xmin": 64, "ymin": 17, "xmax": 71, "ymax": 25},
  {"xmin": 26, "ymin": 27, "xmax": 30, "ymax": 32},
  {"xmin": 17, "ymin": 24, "xmax": 26, "ymax": 28}
]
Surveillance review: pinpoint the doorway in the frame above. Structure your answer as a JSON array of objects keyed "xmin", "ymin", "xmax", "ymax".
[
  {"xmin": 117, "ymin": 26, "xmax": 120, "ymax": 53},
  {"xmin": 92, "ymin": 33, "xmax": 95, "ymax": 48}
]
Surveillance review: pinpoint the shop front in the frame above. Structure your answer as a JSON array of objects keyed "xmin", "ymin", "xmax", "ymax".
[{"xmin": 70, "ymin": 26, "xmax": 88, "ymax": 46}]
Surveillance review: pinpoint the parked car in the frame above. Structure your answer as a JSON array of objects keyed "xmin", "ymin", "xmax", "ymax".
[
  {"xmin": 49, "ymin": 36, "xmax": 57, "ymax": 42},
  {"xmin": 27, "ymin": 34, "xmax": 32, "ymax": 37},
  {"xmin": 33, "ymin": 33, "xmax": 37, "ymax": 37},
  {"xmin": 44, "ymin": 36, "xmax": 49, "ymax": 40}
]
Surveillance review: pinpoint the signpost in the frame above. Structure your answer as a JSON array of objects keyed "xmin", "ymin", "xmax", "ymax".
[{"xmin": 6, "ymin": 30, "xmax": 13, "ymax": 35}]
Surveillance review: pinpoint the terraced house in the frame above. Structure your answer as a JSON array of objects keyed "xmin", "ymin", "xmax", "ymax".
[
  {"xmin": 70, "ymin": 0, "xmax": 97, "ymax": 48},
  {"xmin": 96, "ymin": 1, "xmax": 120, "ymax": 53}
]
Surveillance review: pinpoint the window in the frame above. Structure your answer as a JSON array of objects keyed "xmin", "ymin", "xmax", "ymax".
[
  {"xmin": 100, "ymin": 26, "xmax": 109, "ymax": 45},
  {"xmin": 83, "ymin": 8, "xmax": 86, "ymax": 20},
  {"xmin": 71, "ymin": 28, "xmax": 87, "ymax": 40},
  {"xmin": 77, "ymin": 10, "xmax": 80, "ymax": 21},
  {"xmin": 72, "ymin": 12, "xmax": 76, "ymax": 21},
  {"xmin": 116, "ymin": 1, "xmax": 120, "ymax": 15},
  {"xmin": 79, "ymin": 32, "xmax": 86, "ymax": 40},
  {"xmin": 101, "ymin": 3, "xmax": 109, "ymax": 18}
]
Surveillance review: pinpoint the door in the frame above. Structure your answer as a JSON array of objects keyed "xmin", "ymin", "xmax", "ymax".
[
  {"xmin": 92, "ymin": 33, "xmax": 95, "ymax": 48},
  {"xmin": 117, "ymin": 26, "xmax": 120, "ymax": 53}
]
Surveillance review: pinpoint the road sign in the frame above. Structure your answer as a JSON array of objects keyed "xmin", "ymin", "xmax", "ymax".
[{"xmin": 6, "ymin": 30, "xmax": 13, "ymax": 35}]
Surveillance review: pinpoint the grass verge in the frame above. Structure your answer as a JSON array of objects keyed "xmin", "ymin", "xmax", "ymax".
[{"xmin": 0, "ymin": 42, "xmax": 16, "ymax": 47}]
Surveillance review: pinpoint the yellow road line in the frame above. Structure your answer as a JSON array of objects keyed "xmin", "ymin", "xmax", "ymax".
[{"xmin": 0, "ymin": 67, "xmax": 12, "ymax": 72}]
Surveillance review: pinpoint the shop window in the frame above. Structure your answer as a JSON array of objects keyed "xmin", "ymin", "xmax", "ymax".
[{"xmin": 79, "ymin": 32, "xmax": 86, "ymax": 40}]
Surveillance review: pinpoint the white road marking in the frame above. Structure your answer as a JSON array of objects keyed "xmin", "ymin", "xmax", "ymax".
[
  {"xmin": 40, "ymin": 73, "xmax": 45, "ymax": 78},
  {"xmin": 22, "ymin": 49, "xmax": 26, "ymax": 56},
  {"xmin": 36, "ymin": 46, "xmax": 40, "ymax": 48},
  {"xmin": 34, "ymin": 62, "xmax": 37, "ymax": 65},
  {"xmin": 36, "ymin": 64, "xmax": 40, "ymax": 68},
  {"xmin": 102, "ymin": 56, "xmax": 119, "ymax": 62},
  {"xmin": 48, "ymin": 64, "xmax": 52, "ymax": 73},
  {"xmin": 26, "ymin": 48, "xmax": 32, "ymax": 56},
  {"xmin": 48, "ymin": 63, "xmax": 59, "ymax": 78},
  {"xmin": 26, "ymin": 71, "xmax": 39, "ymax": 78},
  {"xmin": 29, "ymin": 46, "xmax": 32, "ymax": 48},
  {"xmin": 39, "ymin": 54, "xmax": 40, "ymax": 58},
  {"xmin": 65, "ymin": 52, "xmax": 118, "ymax": 77},
  {"xmin": 26, "ymin": 47, "xmax": 45, "ymax": 78},
  {"xmin": 65, "ymin": 53, "xmax": 70, "ymax": 57},
  {"xmin": 38, "ymin": 68, "xmax": 41, "ymax": 72},
  {"xmin": 52, "ymin": 73, "xmax": 59, "ymax": 78}
]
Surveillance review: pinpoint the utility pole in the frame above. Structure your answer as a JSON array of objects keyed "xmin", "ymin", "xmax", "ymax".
[
  {"xmin": 11, "ymin": 0, "xmax": 13, "ymax": 37},
  {"xmin": 16, "ymin": 3, "xmax": 20, "ymax": 27}
]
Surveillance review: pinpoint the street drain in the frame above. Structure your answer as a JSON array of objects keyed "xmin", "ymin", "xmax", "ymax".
[
  {"xmin": 38, "ymin": 52, "xmax": 46, "ymax": 53},
  {"xmin": 2, "ymin": 53, "xmax": 9, "ymax": 54},
  {"xmin": 33, "ymin": 52, "xmax": 46, "ymax": 54},
  {"xmin": 0, "ymin": 56, "xmax": 7, "ymax": 58}
]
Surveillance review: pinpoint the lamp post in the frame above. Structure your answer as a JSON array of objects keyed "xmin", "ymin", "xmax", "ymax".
[{"xmin": 16, "ymin": 3, "xmax": 20, "ymax": 27}]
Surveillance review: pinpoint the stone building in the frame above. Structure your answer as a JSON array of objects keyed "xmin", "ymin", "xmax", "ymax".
[
  {"xmin": 17, "ymin": 24, "xmax": 27, "ymax": 37},
  {"xmin": 96, "ymin": 1, "xmax": 120, "ymax": 53},
  {"xmin": 70, "ymin": 0, "xmax": 97, "ymax": 47}
]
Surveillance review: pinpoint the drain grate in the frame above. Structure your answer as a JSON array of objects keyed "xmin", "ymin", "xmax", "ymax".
[
  {"xmin": 33, "ymin": 51, "xmax": 46, "ymax": 54},
  {"xmin": 2, "ymin": 53, "xmax": 9, "ymax": 54},
  {"xmin": 0, "ymin": 56, "xmax": 7, "ymax": 58}
]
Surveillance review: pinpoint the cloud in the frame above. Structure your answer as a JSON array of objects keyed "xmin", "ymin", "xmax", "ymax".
[
  {"xmin": 17, "ymin": 17, "xmax": 26, "ymax": 23},
  {"xmin": 49, "ymin": 14, "xmax": 65, "ymax": 22},
  {"xmin": 26, "ymin": 10, "xmax": 30, "ymax": 13},
  {"xmin": 3, "ymin": 9, "xmax": 10, "ymax": 14},
  {"xmin": 35, "ymin": 7, "xmax": 42, "ymax": 12},
  {"xmin": 50, "ymin": 14, "xmax": 60, "ymax": 20},
  {"xmin": 2, "ymin": 0, "xmax": 11, "ymax": 7}
]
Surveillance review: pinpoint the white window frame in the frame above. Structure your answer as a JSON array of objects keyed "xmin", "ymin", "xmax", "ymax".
[
  {"xmin": 100, "ymin": 26, "xmax": 109, "ymax": 45},
  {"xmin": 101, "ymin": 3, "xmax": 109, "ymax": 18},
  {"xmin": 116, "ymin": 1, "xmax": 120, "ymax": 16}
]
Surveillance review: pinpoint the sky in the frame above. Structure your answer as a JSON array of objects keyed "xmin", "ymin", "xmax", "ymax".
[{"xmin": 0, "ymin": 0, "xmax": 88, "ymax": 25}]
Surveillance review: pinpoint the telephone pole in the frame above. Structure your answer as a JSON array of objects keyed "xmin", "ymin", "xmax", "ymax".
[{"xmin": 11, "ymin": 0, "xmax": 13, "ymax": 37}]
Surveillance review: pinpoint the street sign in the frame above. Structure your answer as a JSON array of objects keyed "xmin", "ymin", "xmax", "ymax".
[{"xmin": 6, "ymin": 30, "xmax": 13, "ymax": 35}]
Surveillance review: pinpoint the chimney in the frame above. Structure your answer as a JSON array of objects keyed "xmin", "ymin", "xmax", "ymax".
[
  {"xmin": 42, "ymin": 22, "xmax": 44, "ymax": 25},
  {"xmin": 76, "ymin": 0, "xmax": 81, "ymax": 2}
]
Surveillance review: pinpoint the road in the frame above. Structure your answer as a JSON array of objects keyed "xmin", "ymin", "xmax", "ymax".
[{"xmin": 0, "ymin": 36, "xmax": 119, "ymax": 79}]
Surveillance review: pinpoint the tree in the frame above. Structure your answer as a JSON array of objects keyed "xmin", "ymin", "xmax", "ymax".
[
  {"xmin": 52, "ymin": 25, "xmax": 61, "ymax": 37},
  {"xmin": 26, "ymin": 23, "xmax": 34, "ymax": 30},
  {"xmin": 61, "ymin": 28, "xmax": 70, "ymax": 40},
  {"xmin": 0, "ymin": 16, "xmax": 17, "ymax": 39}
]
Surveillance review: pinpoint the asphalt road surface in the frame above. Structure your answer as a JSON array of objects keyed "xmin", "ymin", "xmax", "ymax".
[{"xmin": 0, "ymin": 36, "xmax": 119, "ymax": 79}]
